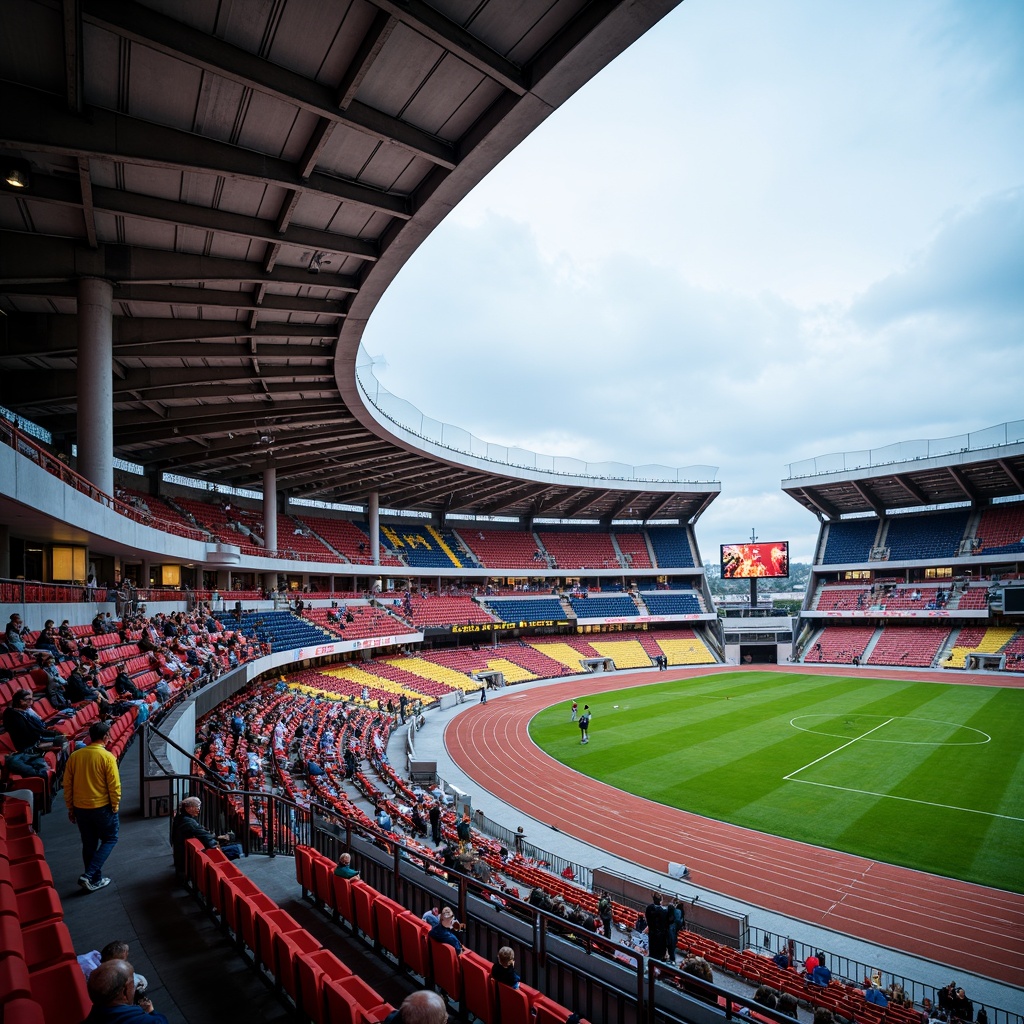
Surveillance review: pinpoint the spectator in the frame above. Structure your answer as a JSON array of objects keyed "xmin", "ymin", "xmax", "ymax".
[
  {"xmin": 428, "ymin": 906, "xmax": 464, "ymax": 954},
  {"xmin": 170, "ymin": 796, "xmax": 240, "ymax": 873},
  {"xmin": 755, "ymin": 986, "xmax": 779, "ymax": 1009},
  {"xmin": 64, "ymin": 721, "xmax": 121, "ymax": 892},
  {"xmin": 334, "ymin": 852, "xmax": 359, "ymax": 880},
  {"xmin": 114, "ymin": 670, "xmax": 144, "ymax": 701},
  {"xmin": 3, "ymin": 688, "xmax": 67, "ymax": 753},
  {"xmin": 383, "ymin": 990, "xmax": 447, "ymax": 1024},
  {"xmin": 84, "ymin": 959, "xmax": 166, "ymax": 1023},
  {"xmin": 680, "ymin": 956, "xmax": 715, "ymax": 1003},
  {"xmin": 76, "ymin": 939, "xmax": 148, "ymax": 995},
  {"xmin": 40, "ymin": 653, "xmax": 70, "ymax": 709},
  {"xmin": 864, "ymin": 985, "xmax": 888, "ymax": 1007},
  {"xmin": 777, "ymin": 993, "xmax": 799, "ymax": 1019},
  {"xmin": 491, "ymin": 946, "xmax": 520, "ymax": 989},
  {"xmin": 4, "ymin": 613, "xmax": 28, "ymax": 652},
  {"xmin": 813, "ymin": 1010, "xmax": 834, "ymax": 1024}
]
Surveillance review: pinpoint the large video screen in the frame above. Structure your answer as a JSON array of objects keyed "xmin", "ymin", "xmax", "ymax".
[{"xmin": 721, "ymin": 542, "xmax": 790, "ymax": 579}]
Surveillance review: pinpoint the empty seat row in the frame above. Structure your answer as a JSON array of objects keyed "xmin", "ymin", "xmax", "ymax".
[
  {"xmin": 185, "ymin": 839, "xmax": 393, "ymax": 1024},
  {"xmin": 0, "ymin": 797, "xmax": 91, "ymax": 1024}
]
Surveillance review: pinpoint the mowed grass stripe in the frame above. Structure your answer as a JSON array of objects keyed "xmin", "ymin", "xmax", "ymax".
[{"xmin": 528, "ymin": 673, "xmax": 1024, "ymax": 892}]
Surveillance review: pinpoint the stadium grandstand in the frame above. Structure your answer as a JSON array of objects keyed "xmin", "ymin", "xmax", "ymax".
[
  {"xmin": 0, "ymin": 2, "xmax": 1021, "ymax": 1024},
  {"xmin": 786, "ymin": 429, "xmax": 1024, "ymax": 673}
]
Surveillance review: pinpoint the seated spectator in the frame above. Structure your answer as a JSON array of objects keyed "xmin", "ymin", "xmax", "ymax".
[
  {"xmin": 170, "ymin": 796, "xmax": 240, "ymax": 872},
  {"xmin": 755, "ymin": 986, "xmax": 779, "ymax": 1008},
  {"xmin": 67, "ymin": 663, "xmax": 102, "ymax": 704},
  {"xmin": 422, "ymin": 906, "xmax": 441, "ymax": 927},
  {"xmin": 428, "ymin": 906, "xmax": 464, "ymax": 954},
  {"xmin": 114, "ymin": 670, "xmax": 144, "ymax": 701},
  {"xmin": 40, "ymin": 653, "xmax": 70, "ymax": 709},
  {"xmin": 813, "ymin": 1010, "xmax": 834, "ymax": 1024},
  {"xmin": 5, "ymin": 613, "xmax": 27, "ymax": 652},
  {"xmin": 334, "ymin": 852, "xmax": 359, "ymax": 880},
  {"xmin": 3, "ymin": 689, "xmax": 66, "ymax": 752},
  {"xmin": 84, "ymin": 959, "xmax": 166, "ymax": 1023},
  {"xmin": 809, "ymin": 962, "xmax": 832, "ymax": 986},
  {"xmin": 777, "ymin": 993, "xmax": 799, "ymax": 1019},
  {"xmin": 680, "ymin": 956, "xmax": 715, "ymax": 1003},
  {"xmin": 37, "ymin": 620, "xmax": 61, "ymax": 654},
  {"xmin": 773, "ymin": 948, "xmax": 791, "ymax": 970},
  {"xmin": 864, "ymin": 985, "xmax": 888, "ymax": 1007},
  {"xmin": 803, "ymin": 952, "xmax": 820, "ymax": 975},
  {"xmin": 376, "ymin": 803, "xmax": 393, "ymax": 832},
  {"xmin": 76, "ymin": 939, "xmax": 148, "ymax": 994},
  {"xmin": 491, "ymin": 946, "xmax": 520, "ymax": 989},
  {"xmin": 383, "ymin": 990, "xmax": 447, "ymax": 1024}
]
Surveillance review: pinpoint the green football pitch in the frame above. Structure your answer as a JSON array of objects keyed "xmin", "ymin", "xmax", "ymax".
[{"xmin": 528, "ymin": 672, "xmax": 1024, "ymax": 893}]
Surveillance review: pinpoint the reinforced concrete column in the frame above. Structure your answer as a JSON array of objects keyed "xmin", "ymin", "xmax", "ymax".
[
  {"xmin": 77, "ymin": 278, "xmax": 114, "ymax": 496},
  {"xmin": 368, "ymin": 491, "xmax": 380, "ymax": 566},
  {"xmin": 0, "ymin": 524, "xmax": 9, "ymax": 579},
  {"xmin": 263, "ymin": 464, "xmax": 277, "ymax": 554}
]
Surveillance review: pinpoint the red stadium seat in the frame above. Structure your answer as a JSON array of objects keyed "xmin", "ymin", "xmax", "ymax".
[
  {"xmin": 460, "ymin": 949, "xmax": 497, "ymax": 1023},
  {"xmin": 496, "ymin": 980, "xmax": 533, "ymax": 1024},
  {"xmin": 332, "ymin": 874, "xmax": 355, "ymax": 927},
  {"xmin": 429, "ymin": 937, "xmax": 462, "ymax": 1001},
  {"xmin": 296, "ymin": 948, "xmax": 353, "ymax": 1024},
  {"xmin": 310, "ymin": 853, "xmax": 337, "ymax": 911},
  {"xmin": 2, "ymin": 997, "xmax": 45, "ymax": 1024},
  {"xmin": 349, "ymin": 879, "xmax": 378, "ymax": 942},
  {"xmin": 28, "ymin": 959, "xmax": 91, "ymax": 1024},
  {"xmin": 397, "ymin": 911, "xmax": 429, "ymax": 978},
  {"xmin": 272, "ymin": 927, "xmax": 321, "ymax": 1003},
  {"xmin": 373, "ymin": 894, "xmax": 404, "ymax": 960}
]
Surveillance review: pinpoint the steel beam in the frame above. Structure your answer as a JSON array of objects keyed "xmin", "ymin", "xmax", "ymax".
[
  {"xmin": 1, "ymin": 84, "xmax": 412, "ymax": 218},
  {"xmin": 81, "ymin": 0, "xmax": 457, "ymax": 169}
]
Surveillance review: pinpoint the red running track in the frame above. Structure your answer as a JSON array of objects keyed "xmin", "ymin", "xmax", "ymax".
[{"xmin": 446, "ymin": 665, "xmax": 1024, "ymax": 988}]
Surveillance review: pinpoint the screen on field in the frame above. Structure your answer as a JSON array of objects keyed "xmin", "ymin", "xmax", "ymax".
[{"xmin": 721, "ymin": 542, "xmax": 789, "ymax": 579}]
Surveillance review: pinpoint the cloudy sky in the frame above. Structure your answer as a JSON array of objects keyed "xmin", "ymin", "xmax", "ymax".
[{"xmin": 363, "ymin": 0, "xmax": 1024, "ymax": 564}]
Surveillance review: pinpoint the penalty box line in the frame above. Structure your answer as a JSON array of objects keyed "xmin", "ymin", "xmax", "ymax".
[
  {"xmin": 784, "ymin": 717, "xmax": 894, "ymax": 782},
  {"xmin": 787, "ymin": 779, "xmax": 1024, "ymax": 823}
]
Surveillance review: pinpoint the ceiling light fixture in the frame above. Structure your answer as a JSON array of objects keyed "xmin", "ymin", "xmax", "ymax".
[{"xmin": 4, "ymin": 158, "xmax": 31, "ymax": 190}]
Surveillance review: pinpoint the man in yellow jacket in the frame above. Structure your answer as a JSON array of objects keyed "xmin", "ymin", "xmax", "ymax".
[{"xmin": 64, "ymin": 720, "xmax": 121, "ymax": 892}]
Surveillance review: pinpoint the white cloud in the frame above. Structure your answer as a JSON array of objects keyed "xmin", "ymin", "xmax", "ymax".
[{"xmin": 363, "ymin": 0, "xmax": 1024, "ymax": 565}]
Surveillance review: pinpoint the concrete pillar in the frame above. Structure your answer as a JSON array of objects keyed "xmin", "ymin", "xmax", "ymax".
[
  {"xmin": 368, "ymin": 491, "xmax": 380, "ymax": 566},
  {"xmin": 0, "ymin": 524, "xmax": 9, "ymax": 579},
  {"xmin": 77, "ymin": 278, "xmax": 115, "ymax": 495},
  {"xmin": 140, "ymin": 559, "xmax": 151, "ymax": 589},
  {"xmin": 263, "ymin": 464, "xmax": 277, "ymax": 554},
  {"xmin": 216, "ymin": 570, "xmax": 230, "ymax": 591}
]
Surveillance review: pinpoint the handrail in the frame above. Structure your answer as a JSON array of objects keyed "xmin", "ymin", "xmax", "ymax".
[{"xmin": 785, "ymin": 418, "xmax": 1024, "ymax": 479}]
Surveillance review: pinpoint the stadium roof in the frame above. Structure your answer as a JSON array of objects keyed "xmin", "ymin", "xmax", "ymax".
[
  {"xmin": 783, "ymin": 427, "xmax": 1024, "ymax": 519},
  {"xmin": 0, "ymin": 0, "xmax": 719, "ymax": 523}
]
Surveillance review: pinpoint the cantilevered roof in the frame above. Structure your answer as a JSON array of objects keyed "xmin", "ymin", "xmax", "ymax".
[
  {"xmin": 0, "ymin": 0, "xmax": 716, "ymax": 522},
  {"xmin": 783, "ymin": 431, "xmax": 1024, "ymax": 519}
]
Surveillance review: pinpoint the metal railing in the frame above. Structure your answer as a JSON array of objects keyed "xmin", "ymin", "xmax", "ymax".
[
  {"xmin": 746, "ymin": 925, "xmax": 1020, "ymax": 1024},
  {"xmin": 785, "ymin": 419, "xmax": 1024, "ymax": 479},
  {"xmin": 355, "ymin": 345, "xmax": 719, "ymax": 486}
]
